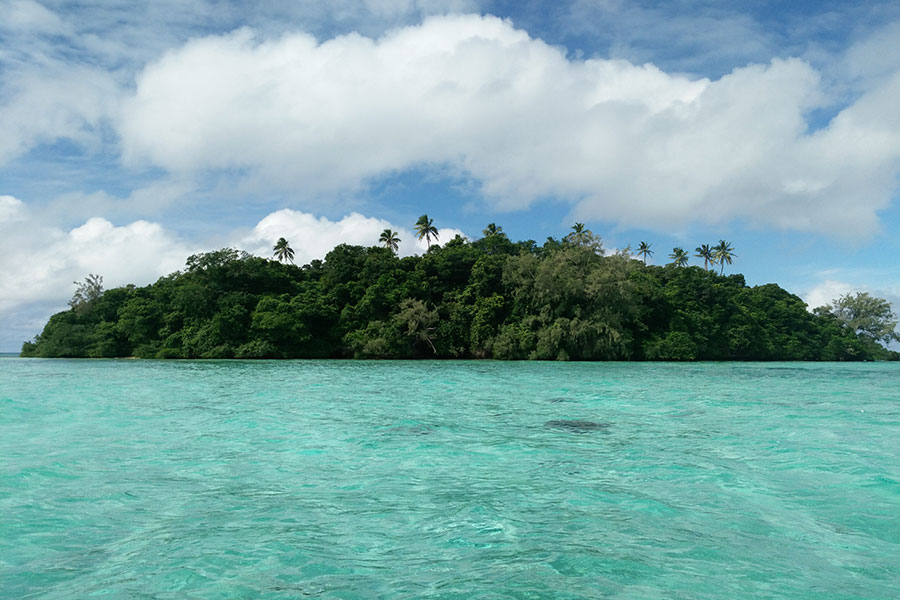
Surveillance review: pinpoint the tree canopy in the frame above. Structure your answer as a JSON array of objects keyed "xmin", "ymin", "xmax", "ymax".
[
  {"xmin": 815, "ymin": 292, "xmax": 900, "ymax": 346},
  {"xmin": 21, "ymin": 230, "xmax": 898, "ymax": 361}
]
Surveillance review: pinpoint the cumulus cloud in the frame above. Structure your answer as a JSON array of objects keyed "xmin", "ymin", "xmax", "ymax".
[
  {"xmin": 0, "ymin": 195, "xmax": 194, "ymax": 338},
  {"xmin": 803, "ymin": 277, "xmax": 900, "ymax": 322},
  {"xmin": 119, "ymin": 15, "xmax": 900, "ymax": 237},
  {"xmin": 238, "ymin": 208, "xmax": 465, "ymax": 263},
  {"xmin": 0, "ymin": 0, "xmax": 477, "ymax": 167},
  {"xmin": 803, "ymin": 279, "xmax": 856, "ymax": 310}
]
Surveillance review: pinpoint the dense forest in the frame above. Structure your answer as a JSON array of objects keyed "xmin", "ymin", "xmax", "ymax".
[{"xmin": 21, "ymin": 223, "xmax": 900, "ymax": 361}]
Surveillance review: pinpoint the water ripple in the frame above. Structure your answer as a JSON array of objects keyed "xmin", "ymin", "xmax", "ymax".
[{"xmin": 1, "ymin": 360, "xmax": 898, "ymax": 598}]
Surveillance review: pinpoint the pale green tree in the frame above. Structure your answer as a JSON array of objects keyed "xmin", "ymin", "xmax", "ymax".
[
  {"xmin": 69, "ymin": 274, "xmax": 104, "ymax": 314},
  {"xmin": 816, "ymin": 292, "xmax": 900, "ymax": 345}
]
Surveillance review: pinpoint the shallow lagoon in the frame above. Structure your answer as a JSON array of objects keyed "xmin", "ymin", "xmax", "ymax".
[{"xmin": 1, "ymin": 360, "xmax": 898, "ymax": 598}]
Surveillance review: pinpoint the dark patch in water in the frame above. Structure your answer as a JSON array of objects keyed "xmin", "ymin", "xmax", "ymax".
[
  {"xmin": 385, "ymin": 424, "xmax": 433, "ymax": 436},
  {"xmin": 547, "ymin": 397, "xmax": 570, "ymax": 403},
  {"xmin": 545, "ymin": 420, "xmax": 610, "ymax": 433}
]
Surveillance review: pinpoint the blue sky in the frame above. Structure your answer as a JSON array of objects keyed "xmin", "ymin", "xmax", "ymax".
[{"xmin": 1, "ymin": 0, "xmax": 900, "ymax": 350}]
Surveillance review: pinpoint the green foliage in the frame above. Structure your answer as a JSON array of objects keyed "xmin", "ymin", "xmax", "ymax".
[
  {"xmin": 815, "ymin": 292, "xmax": 900, "ymax": 347},
  {"xmin": 415, "ymin": 214, "xmax": 439, "ymax": 248},
  {"xmin": 637, "ymin": 241, "xmax": 653, "ymax": 265},
  {"xmin": 69, "ymin": 274, "xmax": 104, "ymax": 314},
  {"xmin": 713, "ymin": 240, "xmax": 736, "ymax": 274},
  {"xmin": 695, "ymin": 244, "xmax": 714, "ymax": 271},
  {"xmin": 379, "ymin": 229, "xmax": 401, "ymax": 253},
  {"xmin": 273, "ymin": 237, "xmax": 295, "ymax": 264},
  {"xmin": 668, "ymin": 247, "xmax": 689, "ymax": 267},
  {"xmin": 562, "ymin": 223, "xmax": 604, "ymax": 254},
  {"xmin": 22, "ymin": 235, "xmax": 897, "ymax": 361}
]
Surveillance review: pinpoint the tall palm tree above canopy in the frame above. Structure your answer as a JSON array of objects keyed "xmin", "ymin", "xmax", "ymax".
[
  {"xmin": 637, "ymin": 241, "xmax": 653, "ymax": 265},
  {"xmin": 273, "ymin": 237, "xmax": 295, "ymax": 264},
  {"xmin": 570, "ymin": 222, "xmax": 588, "ymax": 246},
  {"xmin": 415, "ymin": 214, "xmax": 439, "ymax": 249},
  {"xmin": 668, "ymin": 247, "xmax": 689, "ymax": 267},
  {"xmin": 379, "ymin": 229, "xmax": 401, "ymax": 254},
  {"xmin": 714, "ymin": 240, "xmax": 736, "ymax": 275},
  {"xmin": 695, "ymin": 244, "xmax": 713, "ymax": 271},
  {"xmin": 482, "ymin": 223, "xmax": 503, "ymax": 237}
]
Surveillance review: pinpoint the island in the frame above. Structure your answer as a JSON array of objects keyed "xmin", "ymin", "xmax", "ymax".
[{"xmin": 21, "ymin": 226, "xmax": 900, "ymax": 361}]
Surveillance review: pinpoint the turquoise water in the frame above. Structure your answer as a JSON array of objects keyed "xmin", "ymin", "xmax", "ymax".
[{"xmin": 1, "ymin": 360, "xmax": 898, "ymax": 599}]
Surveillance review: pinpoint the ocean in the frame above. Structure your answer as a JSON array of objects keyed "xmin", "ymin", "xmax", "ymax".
[{"xmin": 1, "ymin": 359, "xmax": 898, "ymax": 598}]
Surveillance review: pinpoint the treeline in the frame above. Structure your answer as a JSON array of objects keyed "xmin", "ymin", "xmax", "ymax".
[{"xmin": 21, "ymin": 229, "xmax": 899, "ymax": 361}]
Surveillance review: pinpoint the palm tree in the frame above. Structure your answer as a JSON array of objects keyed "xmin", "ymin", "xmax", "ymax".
[
  {"xmin": 695, "ymin": 244, "xmax": 713, "ymax": 271},
  {"xmin": 714, "ymin": 239, "xmax": 735, "ymax": 275},
  {"xmin": 668, "ymin": 247, "xmax": 689, "ymax": 267},
  {"xmin": 273, "ymin": 237, "xmax": 295, "ymax": 264},
  {"xmin": 379, "ymin": 229, "xmax": 401, "ymax": 254},
  {"xmin": 570, "ymin": 222, "xmax": 588, "ymax": 246},
  {"xmin": 415, "ymin": 214, "xmax": 439, "ymax": 249},
  {"xmin": 637, "ymin": 241, "xmax": 653, "ymax": 265},
  {"xmin": 482, "ymin": 223, "xmax": 502, "ymax": 237}
]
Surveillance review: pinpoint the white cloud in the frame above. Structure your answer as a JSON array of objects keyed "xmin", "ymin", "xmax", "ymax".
[
  {"xmin": 238, "ymin": 208, "xmax": 466, "ymax": 263},
  {"xmin": 0, "ymin": 0, "xmax": 479, "ymax": 167},
  {"xmin": 0, "ymin": 59, "xmax": 119, "ymax": 163},
  {"xmin": 0, "ymin": 0, "xmax": 65, "ymax": 33},
  {"xmin": 119, "ymin": 15, "xmax": 900, "ymax": 237},
  {"xmin": 414, "ymin": 227, "xmax": 467, "ymax": 251},
  {"xmin": 0, "ymin": 196, "xmax": 194, "ymax": 316},
  {"xmin": 803, "ymin": 279, "xmax": 856, "ymax": 310},
  {"xmin": 840, "ymin": 21, "xmax": 900, "ymax": 87},
  {"xmin": 803, "ymin": 277, "xmax": 900, "ymax": 323},
  {"xmin": 0, "ymin": 194, "xmax": 26, "ymax": 222}
]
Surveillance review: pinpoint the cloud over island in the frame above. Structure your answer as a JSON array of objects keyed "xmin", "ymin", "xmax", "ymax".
[{"xmin": 118, "ymin": 15, "xmax": 900, "ymax": 236}]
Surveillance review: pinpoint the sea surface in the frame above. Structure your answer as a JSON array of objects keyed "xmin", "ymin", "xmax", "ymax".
[{"xmin": 1, "ymin": 359, "xmax": 898, "ymax": 599}]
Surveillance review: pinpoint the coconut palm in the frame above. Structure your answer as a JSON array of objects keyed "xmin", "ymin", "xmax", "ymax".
[
  {"xmin": 637, "ymin": 241, "xmax": 653, "ymax": 265},
  {"xmin": 379, "ymin": 229, "xmax": 401, "ymax": 254},
  {"xmin": 482, "ymin": 223, "xmax": 502, "ymax": 237},
  {"xmin": 695, "ymin": 244, "xmax": 713, "ymax": 271},
  {"xmin": 415, "ymin": 214, "xmax": 439, "ymax": 249},
  {"xmin": 569, "ymin": 222, "xmax": 588, "ymax": 246},
  {"xmin": 714, "ymin": 239, "xmax": 736, "ymax": 275},
  {"xmin": 668, "ymin": 247, "xmax": 689, "ymax": 267},
  {"xmin": 273, "ymin": 237, "xmax": 295, "ymax": 264}
]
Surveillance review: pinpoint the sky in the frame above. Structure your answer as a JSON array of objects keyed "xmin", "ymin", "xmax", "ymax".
[{"xmin": 1, "ymin": 0, "xmax": 900, "ymax": 351}]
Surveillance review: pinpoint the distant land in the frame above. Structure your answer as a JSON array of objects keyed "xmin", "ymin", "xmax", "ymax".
[{"xmin": 21, "ymin": 226, "xmax": 900, "ymax": 361}]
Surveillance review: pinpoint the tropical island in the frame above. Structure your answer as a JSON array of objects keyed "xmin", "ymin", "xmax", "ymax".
[{"xmin": 21, "ymin": 219, "xmax": 900, "ymax": 361}]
